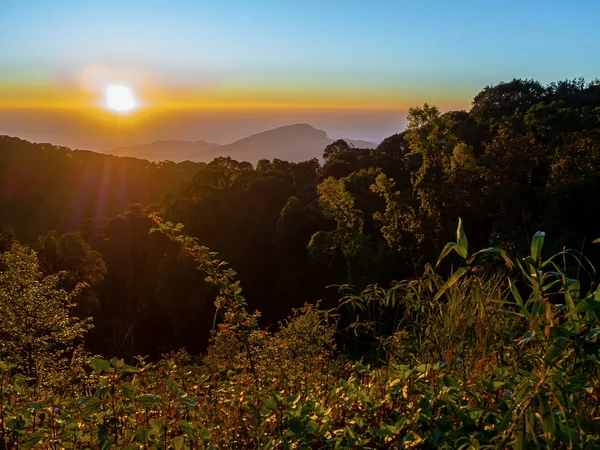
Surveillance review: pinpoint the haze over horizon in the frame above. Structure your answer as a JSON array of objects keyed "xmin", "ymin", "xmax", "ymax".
[{"xmin": 2, "ymin": 0, "xmax": 600, "ymax": 152}]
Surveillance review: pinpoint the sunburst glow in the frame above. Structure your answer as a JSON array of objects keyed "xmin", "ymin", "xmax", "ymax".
[{"xmin": 104, "ymin": 85, "xmax": 137, "ymax": 112}]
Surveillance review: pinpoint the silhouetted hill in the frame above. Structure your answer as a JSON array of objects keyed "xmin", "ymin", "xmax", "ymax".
[
  {"xmin": 0, "ymin": 135, "xmax": 205, "ymax": 239},
  {"xmin": 109, "ymin": 140, "xmax": 220, "ymax": 162},
  {"xmin": 210, "ymin": 124, "xmax": 375, "ymax": 163},
  {"xmin": 106, "ymin": 124, "xmax": 376, "ymax": 163}
]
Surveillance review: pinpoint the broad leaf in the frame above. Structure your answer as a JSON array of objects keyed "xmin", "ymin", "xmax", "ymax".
[
  {"xmin": 90, "ymin": 358, "xmax": 110, "ymax": 372},
  {"xmin": 530, "ymin": 231, "xmax": 545, "ymax": 262}
]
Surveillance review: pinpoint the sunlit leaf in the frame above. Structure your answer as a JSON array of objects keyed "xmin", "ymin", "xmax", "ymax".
[
  {"xmin": 137, "ymin": 394, "xmax": 160, "ymax": 408},
  {"xmin": 180, "ymin": 420, "xmax": 196, "ymax": 439},
  {"xmin": 456, "ymin": 217, "xmax": 468, "ymax": 257},
  {"xmin": 530, "ymin": 231, "xmax": 545, "ymax": 262},
  {"xmin": 82, "ymin": 396, "xmax": 101, "ymax": 418},
  {"xmin": 433, "ymin": 267, "xmax": 468, "ymax": 301},
  {"xmin": 90, "ymin": 358, "xmax": 110, "ymax": 372}
]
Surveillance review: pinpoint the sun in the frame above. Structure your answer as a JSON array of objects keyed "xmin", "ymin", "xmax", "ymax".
[{"xmin": 104, "ymin": 85, "xmax": 137, "ymax": 112}]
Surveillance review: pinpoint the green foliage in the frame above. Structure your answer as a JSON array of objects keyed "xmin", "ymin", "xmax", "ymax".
[
  {"xmin": 2, "ymin": 225, "xmax": 600, "ymax": 448},
  {"xmin": 309, "ymin": 173, "xmax": 367, "ymax": 261},
  {"xmin": 0, "ymin": 243, "xmax": 92, "ymax": 385},
  {"xmin": 36, "ymin": 230, "xmax": 107, "ymax": 289},
  {"xmin": 370, "ymin": 172, "xmax": 416, "ymax": 251}
]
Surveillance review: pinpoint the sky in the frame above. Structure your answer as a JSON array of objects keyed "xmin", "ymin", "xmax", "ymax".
[{"xmin": 1, "ymin": 0, "xmax": 599, "ymax": 148}]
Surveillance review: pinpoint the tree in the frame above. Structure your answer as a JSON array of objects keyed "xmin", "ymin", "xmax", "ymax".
[
  {"xmin": 36, "ymin": 230, "xmax": 107, "ymax": 289},
  {"xmin": 471, "ymin": 78, "xmax": 546, "ymax": 123},
  {"xmin": 323, "ymin": 139, "xmax": 351, "ymax": 160},
  {"xmin": 405, "ymin": 104, "xmax": 459, "ymax": 238},
  {"xmin": 376, "ymin": 132, "xmax": 409, "ymax": 156},
  {"xmin": 0, "ymin": 244, "xmax": 92, "ymax": 381},
  {"xmin": 370, "ymin": 172, "xmax": 417, "ymax": 251},
  {"xmin": 206, "ymin": 156, "xmax": 254, "ymax": 190},
  {"xmin": 0, "ymin": 225, "xmax": 16, "ymax": 253}
]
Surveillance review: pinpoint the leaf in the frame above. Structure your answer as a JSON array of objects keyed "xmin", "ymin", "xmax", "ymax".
[
  {"xmin": 443, "ymin": 375, "xmax": 459, "ymax": 388},
  {"xmin": 307, "ymin": 420, "xmax": 319, "ymax": 433},
  {"xmin": 263, "ymin": 397, "xmax": 277, "ymax": 411},
  {"xmin": 567, "ymin": 298, "xmax": 600, "ymax": 316},
  {"xmin": 287, "ymin": 416, "xmax": 304, "ymax": 435},
  {"xmin": 150, "ymin": 418, "xmax": 164, "ymax": 433},
  {"xmin": 509, "ymin": 278, "xmax": 524, "ymax": 306},
  {"xmin": 135, "ymin": 426, "xmax": 152, "ymax": 444},
  {"xmin": 199, "ymin": 426, "xmax": 210, "ymax": 443},
  {"xmin": 433, "ymin": 267, "xmax": 468, "ymax": 301},
  {"xmin": 435, "ymin": 219, "xmax": 469, "ymax": 265},
  {"xmin": 456, "ymin": 217, "xmax": 468, "ymax": 257},
  {"xmin": 518, "ymin": 331, "xmax": 534, "ymax": 346},
  {"xmin": 0, "ymin": 361, "xmax": 15, "ymax": 371},
  {"xmin": 167, "ymin": 379, "xmax": 180, "ymax": 394},
  {"xmin": 121, "ymin": 382, "xmax": 135, "ymax": 400},
  {"xmin": 82, "ymin": 396, "xmax": 101, "ymax": 418},
  {"xmin": 354, "ymin": 362, "xmax": 368, "ymax": 371},
  {"xmin": 122, "ymin": 364, "xmax": 140, "ymax": 373},
  {"xmin": 491, "ymin": 381, "xmax": 506, "ymax": 391},
  {"xmin": 137, "ymin": 394, "xmax": 160, "ymax": 408},
  {"xmin": 515, "ymin": 416, "xmax": 527, "ymax": 449},
  {"xmin": 416, "ymin": 363, "xmax": 431, "ymax": 373},
  {"xmin": 180, "ymin": 396, "xmax": 197, "ymax": 407},
  {"xmin": 565, "ymin": 278, "xmax": 581, "ymax": 304},
  {"xmin": 530, "ymin": 231, "xmax": 545, "ymax": 262},
  {"xmin": 172, "ymin": 436, "xmax": 185, "ymax": 450},
  {"xmin": 436, "ymin": 243, "xmax": 461, "ymax": 266},
  {"xmin": 21, "ymin": 432, "xmax": 44, "ymax": 449},
  {"xmin": 345, "ymin": 425, "xmax": 358, "ymax": 441},
  {"xmin": 179, "ymin": 420, "xmax": 196, "ymax": 439},
  {"xmin": 557, "ymin": 422, "xmax": 580, "ymax": 445},
  {"xmin": 468, "ymin": 247, "xmax": 514, "ymax": 269},
  {"xmin": 90, "ymin": 358, "xmax": 111, "ymax": 372},
  {"xmin": 111, "ymin": 357, "xmax": 124, "ymax": 368},
  {"xmin": 545, "ymin": 344, "xmax": 564, "ymax": 365}
]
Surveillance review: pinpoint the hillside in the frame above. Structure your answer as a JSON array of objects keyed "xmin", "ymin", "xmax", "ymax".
[
  {"xmin": 108, "ymin": 124, "xmax": 376, "ymax": 163},
  {"xmin": 0, "ymin": 135, "xmax": 205, "ymax": 239},
  {"xmin": 109, "ymin": 139, "xmax": 220, "ymax": 162}
]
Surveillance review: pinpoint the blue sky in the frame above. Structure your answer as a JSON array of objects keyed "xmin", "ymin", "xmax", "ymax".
[
  {"xmin": 0, "ymin": 0, "xmax": 598, "ymax": 146},
  {"xmin": 2, "ymin": 0, "xmax": 598, "ymax": 91}
]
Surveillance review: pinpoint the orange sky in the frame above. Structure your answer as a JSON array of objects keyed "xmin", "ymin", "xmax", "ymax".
[
  {"xmin": 0, "ymin": 63, "xmax": 473, "ymax": 111},
  {"xmin": 0, "ymin": 64, "xmax": 476, "ymax": 148}
]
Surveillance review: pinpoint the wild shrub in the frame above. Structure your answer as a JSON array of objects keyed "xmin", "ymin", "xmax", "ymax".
[{"xmin": 1, "ymin": 219, "xmax": 600, "ymax": 448}]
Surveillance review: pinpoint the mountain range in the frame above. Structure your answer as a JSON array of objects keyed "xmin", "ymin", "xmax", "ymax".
[{"xmin": 107, "ymin": 123, "xmax": 376, "ymax": 163}]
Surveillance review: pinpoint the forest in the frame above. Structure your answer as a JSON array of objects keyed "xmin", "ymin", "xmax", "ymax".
[{"xmin": 1, "ymin": 77, "xmax": 600, "ymax": 448}]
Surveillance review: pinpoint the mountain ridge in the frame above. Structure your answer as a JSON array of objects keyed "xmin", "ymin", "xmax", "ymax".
[{"xmin": 104, "ymin": 123, "xmax": 377, "ymax": 163}]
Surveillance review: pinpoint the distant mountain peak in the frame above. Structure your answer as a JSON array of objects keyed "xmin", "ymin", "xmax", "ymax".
[
  {"xmin": 237, "ymin": 123, "xmax": 328, "ymax": 141},
  {"xmin": 103, "ymin": 123, "xmax": 376, "ymax": 163}
]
